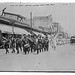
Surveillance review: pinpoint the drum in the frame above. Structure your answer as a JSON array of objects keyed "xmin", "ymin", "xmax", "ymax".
[{"xmin": 24, "ymin": 43, "xmax": 30, "ymax": 48}]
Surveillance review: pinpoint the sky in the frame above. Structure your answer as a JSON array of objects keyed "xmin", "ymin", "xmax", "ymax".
[{"xmin": 0, "ymin": 3, "xmax": 75, "ymax": 36}]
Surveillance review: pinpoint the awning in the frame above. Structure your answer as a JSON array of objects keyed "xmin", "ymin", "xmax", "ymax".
[
  {"xmin": 14, "ymin": 27, "xmax": 31, "ymax": 35},
  {"xmin": 0, "ymin": 24, "xmax": 31, "ymax": 35},
  {"xmin": 0, "ymin": 24, "xmax": 12, "ymax": 33},
  {"xmin": 33, "ymin": 31, "xmax": 45, "ymax": 37},
  {"xmin": 32, "ymin": 31, "xmax": 40, "ymax": 36}
]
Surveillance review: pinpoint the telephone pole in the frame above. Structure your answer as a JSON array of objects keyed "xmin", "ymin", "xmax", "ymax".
[
  {"xmin": 30, "ymin": 12, "xmax": 32, "ymax": 34},
  {"xmin": 10, "ymin": 21, "xmax": 15, "ymax": 37}
]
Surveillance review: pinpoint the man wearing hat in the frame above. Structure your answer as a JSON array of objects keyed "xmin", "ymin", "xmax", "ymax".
[{"xmin": 44, "ymin": 36, "xmax": 49, "ymax": 51}]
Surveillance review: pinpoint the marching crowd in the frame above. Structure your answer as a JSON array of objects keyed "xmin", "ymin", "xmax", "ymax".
[{"xmin": 1, "ymin": 34, "xmax": 50, "ymax": 54}]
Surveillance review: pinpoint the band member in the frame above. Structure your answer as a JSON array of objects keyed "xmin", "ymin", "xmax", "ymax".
[
  {"xmin": 16, "ymin": 38, "xmax": 19, "ymax": 54},
  {"xmin": 22, "ymin": 36, "xmax": 30, "ymax": 54},
  {"xmin": 37, "ymin": 35, "xmax": 42, "ymax": 53},
  {"xmin": 28, "ymin": 35, "xmax": 35, "ymax": 53},
  {"xmin": 41, "ymin": 37, "xmax": 45, "ymax": 52},
  {"xmin": 11, "ymin": 37, "xmax": 16, "ymax": 53},
  {"xmin": 44, "ymin": 36, "xmax": 49, "ymax": 51},
  {"xmin": 50, "ymin": 37, "xmax": 56, "ymax": 50},
  {"xmin": 4, "ymin": 38, "xmax": 9, "ymax": 54},
  {"xmin": 32, "ymin": 36, "xmax": 38, "ymax": 52},
  {"xmin": 16, "ymin": 37, "xmax": 22, "ymax": 54}
]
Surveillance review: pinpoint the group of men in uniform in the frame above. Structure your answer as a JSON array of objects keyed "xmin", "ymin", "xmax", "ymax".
[{"xmin": 2, "ymin": 34, "xmax": 49, "ymax": 54}]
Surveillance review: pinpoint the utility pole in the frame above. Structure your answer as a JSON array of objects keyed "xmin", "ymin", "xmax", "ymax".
[
  {"xmin": 10, "ymin": 21, "xmax": 15, "ymax": 37},
  {"xmin": 12, "ymin": 21, "xmax": 15, "ymax": 38},
  {"xmin": 12, "ymin": 22, "xmax": 14, "ymax": 34},
  {"xmin": 30, "ymin": 12, "xmax": 32, "ymax": 34}
]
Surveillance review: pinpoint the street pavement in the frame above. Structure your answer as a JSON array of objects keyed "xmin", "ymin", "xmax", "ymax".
[{"xmin": 0, "ymin": 44, "xmax": 75, "ymax": 71}]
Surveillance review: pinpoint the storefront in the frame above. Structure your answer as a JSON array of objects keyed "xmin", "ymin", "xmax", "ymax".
[{"xmin": 0, "ymin": 24, "xmax": 31, "ymax": 37}]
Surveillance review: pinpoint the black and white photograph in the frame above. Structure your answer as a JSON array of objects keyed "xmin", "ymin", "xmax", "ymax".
[{"xmin": 0, "ymin": 2, "xmax": 75, "ymax": 72}]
